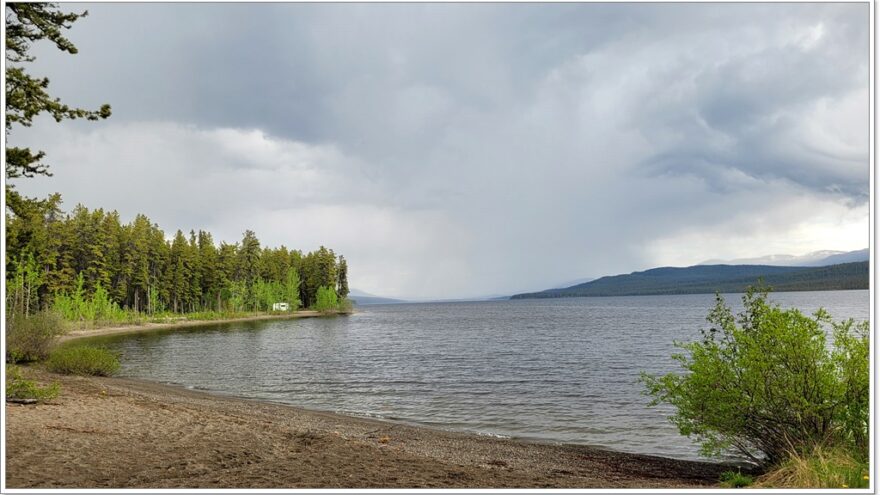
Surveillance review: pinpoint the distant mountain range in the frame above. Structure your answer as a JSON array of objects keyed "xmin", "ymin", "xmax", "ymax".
[
  {"xmin": 550, "ymin": 277, "xmax": 596, "ymax": 289},
  {"xmin": 511, "ymin": 261, "xmax": 869, "ymax": 299},
  {"xmin": 347, "ymin": 289, "xmax": 406, "ymax": 305},
  {"xmin": 700, "ymin": 248, "xmax": 868, "ymax": 267}
]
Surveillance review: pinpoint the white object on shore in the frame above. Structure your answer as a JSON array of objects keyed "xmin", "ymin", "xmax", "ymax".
[{"xmin": 272, "ymin": 302, "xmax": 290, "ymax": 312}]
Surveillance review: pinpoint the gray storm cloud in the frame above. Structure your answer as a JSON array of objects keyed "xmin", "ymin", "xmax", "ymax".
[{"xmin": 10, "ymin": 3, "xmax": 869, "ymax": 299}]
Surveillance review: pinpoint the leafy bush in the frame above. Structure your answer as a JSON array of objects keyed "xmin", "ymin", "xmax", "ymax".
[
  {"xmin": 337, "ymin": 297, "xmax": 353, "ymax": 313},
  {"xmin": 641, "ymin": 287, "xmax": 869, "ymax": 467},
  {"xmin": 6, "ymin": 310, "xmax": 65, "ymax": 363},
  {"xmin": 314, "ymin": 285, "xmax": 339, "ymax": 312},
  {"xmin": 253, "ymin": 278, "xmax": 284, "ymax": 312},
  {"xmin": 6, "ymin": 364, "xmax": 60, "ymax": 402},
  {"xmin": 831, "ymin": 318, "xmax": 870, "ymax": 455},
  {"xmin": 756, "ymin": 446, "xmax": 869, "ymax": 488},
  {"xmin": 45, "ymin": 346, "xmax": 120, "ymax": 376},
  {"xmin": 719, "ymin": 470, "xmax": 754, "ymax": 488},
  {"xmin": 53, "ymin": 274, "xmax": 134, "ymax": 327}
]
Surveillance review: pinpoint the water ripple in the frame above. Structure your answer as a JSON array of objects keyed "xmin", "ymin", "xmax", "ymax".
[{"xmin": 101, "ymin": 290, "xmax": 868, "ymax": 462}]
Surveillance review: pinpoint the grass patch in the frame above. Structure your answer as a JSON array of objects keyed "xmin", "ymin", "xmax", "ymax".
[
  {"xmin": 6, "ymin": 365, "xmax": 60, "ymax": 402},
  {"xmin": 719, "ymin": 470, "xmax": 754, "ymax": 488},
  {"xmin": 6, "ymin": 310, "xmax": 66, "ymax": 363},
  {"xmin": 756, "ymin": 446, "xmax": 869, "ymax": 489},
  {"xmin": 58, "ymin": 309, "xmax": 304, "ymax": 330},
  {"xmin": 61, "ymin": 311, "xmax": 146, "ymax": 331},
  {"xmin": 45, "ymin": 346, "xmax": 120, "ymax": 376},
  {"xmin": 149, "ymin": 310, "xmax": 255, "ymax": 322}
]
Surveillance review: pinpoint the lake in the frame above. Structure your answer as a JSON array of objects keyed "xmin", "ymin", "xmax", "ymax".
[{"xmin": 97, "ymin": 290, "xmax": 869, "ymax": 462}]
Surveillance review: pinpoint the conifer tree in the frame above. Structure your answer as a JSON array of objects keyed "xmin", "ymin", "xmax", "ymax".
[
  {"xmin": 197, "ymin": 231, "xmax": 218, "ymax": 310},
  {"xmin": 6, "ymin": 200, "xmax": 349, "ymax": 315},
  {"xmin": 337, "ymin": 256, "xmax": 349, "ymax": 299},
  {"xmin": 5, "ymin": 3, "xmax": 111, "ymax": 181},
  {"xmin": 126, "ymin": 215, "xmax": 152, "ymax": 312}
]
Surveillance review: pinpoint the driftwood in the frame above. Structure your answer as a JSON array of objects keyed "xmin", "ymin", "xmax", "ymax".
[{"xmin": 6, "ymin": 398, "xmax": 38, "ymax": 404}]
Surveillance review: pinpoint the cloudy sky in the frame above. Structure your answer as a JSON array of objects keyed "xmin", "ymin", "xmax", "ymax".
[{"xmin": 9, "ymin": 3, "xmax": 869, "ymax": 299}]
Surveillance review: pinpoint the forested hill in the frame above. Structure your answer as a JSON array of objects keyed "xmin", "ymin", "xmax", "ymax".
[
  {"xmin": 6, "ymin": 196, "xmax": 350, "ymax": 315},
  {"xmin": 511, "ymin": 262, "xmax": 869, "ymax": 299}
]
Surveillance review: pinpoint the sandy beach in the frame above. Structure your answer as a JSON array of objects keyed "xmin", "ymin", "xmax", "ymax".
[{"xmin": 5, "ymin": 363, "xmax": 736, "ymax": 489}]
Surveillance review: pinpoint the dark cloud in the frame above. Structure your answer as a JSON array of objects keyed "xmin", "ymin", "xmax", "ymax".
[{"xmin": 10, "ymin": 3, "xmax": 869, "ymax": 298}]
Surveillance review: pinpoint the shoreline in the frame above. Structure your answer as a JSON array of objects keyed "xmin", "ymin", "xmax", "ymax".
[
  {"xmin": 59, "ymin": 310, "xmax": 349, "ymax": 343},
  {"xmin": 5, "ymin": 367, "xmax": 738, "ymax": 488},
  {"xmin": 10, "ymin": 311, "xmax": 745, "ymax": 488}
]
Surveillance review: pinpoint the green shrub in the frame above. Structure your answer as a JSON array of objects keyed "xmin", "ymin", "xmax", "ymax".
[
  {"xmin": 641, "ymin": 286, "xmax": 869, "ymax": 467},
  {"xmin": 6, "ymin": 310, "xmax": 65, "ymax": 363},
  {"xmin": 314, "ymin": 285, "xmax": 339, "ymax": 313},
  {"xmin": 54, "ymin": 274, "xmax": 135, "ymax": 327},
  {"xmin": 46, "ymin": 346, "xmax": 120, "ymax": 376},
  {"xmin": 6, "ymin": 364, "xmax": 60, "ymax": 402},
  {"xmin": 831, "ymin": 318, "xmax": 869, "ymax": 457},
  {"xmin": 720, "ymin": 470, "xmax": 754, "ymax": 488},
  {"xmin": 337, "ymin": 297, "xmax": 353, "ymax": 313}
]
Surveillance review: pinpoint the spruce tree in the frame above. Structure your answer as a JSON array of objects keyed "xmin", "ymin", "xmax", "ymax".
[
  {"xmin": 337, "ymin": 256, "xmax": 349, "ymax": 299},
  {"xmin": 5, "ymin": 197, "xmax": 350, "ymax": 316},
  {"xmin": 5, "ymin": 3, "xmax": 111, "ymax": 181}
]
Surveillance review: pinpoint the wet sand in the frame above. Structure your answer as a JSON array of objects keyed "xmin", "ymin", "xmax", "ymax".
[{"xmin": 5, "ymin": 367, "xmax": 733, "ymax": 489}]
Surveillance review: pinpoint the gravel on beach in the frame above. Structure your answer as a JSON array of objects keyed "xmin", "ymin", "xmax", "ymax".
[{"xmin": 6, "ymin": 368, "xmax": 731, "ymax": 488}]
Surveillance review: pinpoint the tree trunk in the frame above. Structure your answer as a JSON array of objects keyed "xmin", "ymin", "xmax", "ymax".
[{"xmin": 24, "ymin": 278, "xmax": 30, "ymax": 316}]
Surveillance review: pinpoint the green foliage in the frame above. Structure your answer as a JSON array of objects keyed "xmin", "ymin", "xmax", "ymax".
[
  {"xmin": 45, "ymin": 345, "xmax": 120, "ymax": 376},
  {"xmin": 300, "ymin": 246, "xmax": 339, "ymax": 307},
  {"xmin": 337, "ymin": 297, "xmax": 354, "ymax": 313},
  {"xmin": 253, "ymin": 279, "xmax": 284, "ymax": 312},
  {"xmin": 53, "ymin": 273, "xmax": 131, "ymax": 326},
  {"xmin": 147, "ymin": 285, "xmax": 164, "ymax": 315},
  {"xmin": 6, "ymin": 249, "xmax": 43, "ymax": 315},
  {"xmin": 336, "ymin": 256, "xmax": 349, "ymax": 299},
  {"xmin": 6, "ymin": 3, "xmax": 111, "ymax": 179},
  {"xmin": 228, "ymin": 280, "xmax": 247, "ymax": 313},
  {"xmin": 6, "ymin": 364, "xmax": 60, "ymax": 402},
  {"xmin": 719, "ymin": 470, "xmax": 754, "ymax": 488},
  {"xmin": 7, "ymin": 199, "xmax": 349, "ymax": 323},
  {"xmin": 830, "ymin": 318, "xmax": 870, "ymax": 455},
  {"xmin": 6, "ymin": 310, "xmax": 65, "ymax": 363},
  {"xmin": 52, "ymin": 272, "xmax": 85, "ymax": 320},
  {"xmin": 148, "ymin": 310, "xmax": 251, "ymax": 323},
  {"xmin": 641, "ymin": 287, "xmax": 869, "ymax": 467},
  {"xmin": 284, "ymin": 267, "xmax": 302, "ymax": 311},
  {"xmin": 314, "ymin": 285, "xmax": 339, "ymax": 312}
]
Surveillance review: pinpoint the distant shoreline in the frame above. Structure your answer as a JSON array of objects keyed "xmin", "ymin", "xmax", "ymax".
[
  {"xmin": 59, "ymin": 310, "xmax": 351, "ymax": 344},
  {"xmin": 511, "ymin": 286, "xmax": 870, "ymax": 300},
  {"xmin": 512, "ymin": 261, "xmax": 869, "ymax": 300}
]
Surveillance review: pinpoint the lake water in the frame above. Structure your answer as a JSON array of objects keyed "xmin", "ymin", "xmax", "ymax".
[{"xmin": 97, "ymin": 290, "xmax": 869, "ymax": 462}]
